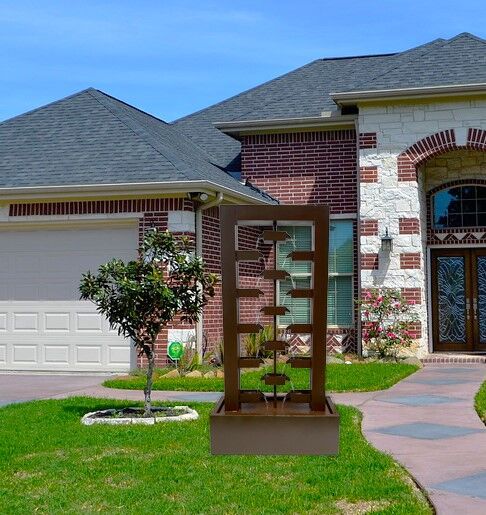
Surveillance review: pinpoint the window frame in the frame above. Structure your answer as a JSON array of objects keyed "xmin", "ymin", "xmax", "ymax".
[{"xmin": 432, "ymin": 183, "xmax": 486, "ymax": 229}]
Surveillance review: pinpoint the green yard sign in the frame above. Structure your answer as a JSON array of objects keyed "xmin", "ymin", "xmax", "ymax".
[{"xmin": 168, "ymin": 341, "xmax": 184, "ymax": 360}]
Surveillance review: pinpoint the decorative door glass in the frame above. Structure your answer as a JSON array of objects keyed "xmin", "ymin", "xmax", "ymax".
[
  {"xmin": 437, "ymin": 256, "xmax": 467, "ymax": 343},
  {"xmin": 477, "ymin": 256, "xmax": 486, "ymax": 344}
]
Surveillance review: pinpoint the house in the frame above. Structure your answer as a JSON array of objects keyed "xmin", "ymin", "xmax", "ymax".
[{"xmin": 1, "ymin": 32, "xmax": 485, "ymax": 372}]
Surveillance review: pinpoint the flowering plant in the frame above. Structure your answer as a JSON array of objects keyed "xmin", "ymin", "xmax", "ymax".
[{"xmin": 359, "ymin": 288, "xmax": 418, "ymax": 359}]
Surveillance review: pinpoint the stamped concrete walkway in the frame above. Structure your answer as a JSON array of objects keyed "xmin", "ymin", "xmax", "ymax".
[{"xmin": 334, "ymin": 364, "xmax": 486, "ymax": 514}]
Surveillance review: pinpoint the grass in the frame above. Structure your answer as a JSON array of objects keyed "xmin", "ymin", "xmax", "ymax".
[
  {"xmin": 475, "ymin": 379, "xmax": 486, "ymax": 424},
  {"xmin": 0, "ymin": 398, "xmax": 431, "ymax": 514},
  {"xmin": 104, "ymin": 362, "xmax": 419, "ymax": 393}
]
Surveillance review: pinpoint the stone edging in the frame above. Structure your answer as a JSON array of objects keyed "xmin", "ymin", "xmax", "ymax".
[{"xmin": 81, "ymin": 406, "xmax": 199, "ymax": 425}]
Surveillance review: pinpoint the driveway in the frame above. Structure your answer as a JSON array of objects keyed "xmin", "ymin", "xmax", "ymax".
[{"xmin": 0, "ymin": 373, "xmax": 109, "ymax": 407}]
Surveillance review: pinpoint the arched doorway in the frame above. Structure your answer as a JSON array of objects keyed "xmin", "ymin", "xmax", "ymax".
[{"xmin": 424, "ymin": 152, "xmax": 486, "ymax": 352}]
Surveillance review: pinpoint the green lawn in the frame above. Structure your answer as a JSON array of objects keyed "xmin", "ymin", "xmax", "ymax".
[
  {"xmin": 104, "ymin": 362, "xmax": 418, "ymax": 393},
  {"xmin": 0, "ymin": 398, "xmax": 430, "ymax": 514},
  {"xmin": 475, "ymin": 380, "xmax": 486, "ymax": 424}
]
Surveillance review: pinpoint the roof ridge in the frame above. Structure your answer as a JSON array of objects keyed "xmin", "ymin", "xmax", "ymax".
[
  {"xmin": 174, "ymin": 54, "xmax": 395, "ymax": 125},
  {"xmin": 318, "ymin": 52, "xmax": 397, "ymax": 61},
  {"xmin": 0, "ymin": 87, "xmax": 96, "ymax": 126},
  {"xmin": 336, "ymin": 37, "xmax": 447, "ymax": 93},
  {"xmin": 88, "ymin": 89, "xmax": 264, "ymax": 196},
  {"xmin": 93, "ymin": 88, "xmax": 221, "ymax": 167},
  {"xmin": 92, "ymin": 89, "xmax": 171, "ymax": 126},
  {"xmin": 447, "ymin": 32, "xmax": 486, "ymax": 45},
  {"xmin": 173, "ymin": 58, "xmax": 328, "ymax": 123},
  {"xmin": 86, "ymin": 89, "xmax": 189, "ymax": 177}
]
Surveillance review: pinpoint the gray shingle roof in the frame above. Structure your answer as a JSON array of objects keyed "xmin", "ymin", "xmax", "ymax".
[
  {"xmin": 173, "ymin": 53, "xmax": 393, "ymax": 171},
  {"xmin": 2, "ymin": 32, "xmax": 484, "ymax": 194},
  {"xmin": 0, "ymin": 88, "xmax": 274, "ymax": 202},
  {"xmin": 339, "ymin": 33, "xmax": 486, "ymax": 92},
  {"xmin": 173, "ymin": 33, "xmax": 485, "ymax": 171}
]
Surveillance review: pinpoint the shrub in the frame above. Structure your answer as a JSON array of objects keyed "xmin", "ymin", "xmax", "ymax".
[
  {"xmin": 359, "ymin": 288, "xmax": 418, "ymax": 359},
  {"xmin": 242, "ymin": 325, "xmax": 273, "ymax": 358}
]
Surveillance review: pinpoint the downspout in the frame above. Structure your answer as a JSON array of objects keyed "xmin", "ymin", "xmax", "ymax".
[
  {"xmin": 195, "ymin": 192, "xmax": 224, "ymax": 356},
  {"xmin": 354, "ymin": 118, "xmax": 362, "ymax": 356}
]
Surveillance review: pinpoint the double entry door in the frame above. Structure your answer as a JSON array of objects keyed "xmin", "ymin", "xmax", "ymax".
[{"xmin": 431, "ymin": 248, "xmax": 486, "ymax": 352}]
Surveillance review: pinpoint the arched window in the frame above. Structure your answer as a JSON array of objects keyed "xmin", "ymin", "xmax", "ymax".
[{"xmin": 433, "ymin": 185, "xmax": 486, "ymax": 229}]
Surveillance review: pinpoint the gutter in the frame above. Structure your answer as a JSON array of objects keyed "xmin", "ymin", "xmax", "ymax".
[
  {"xmin": 0, "ymin": 180, "xmax": 269, "ymax": 205},
  {"xmin": 214, "ymin": 114, "xmax": 357, "ymax": 137},
  {"xmin": 195, "ymin": 192, "xmax": 224, "ymax": 356},
  {"xmin": 331, "ymin": 83, "xmax": 486, "ymax": 105}
]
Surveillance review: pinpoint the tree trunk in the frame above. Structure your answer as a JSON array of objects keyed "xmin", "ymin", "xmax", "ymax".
[{"xmin": 143, "ymin": 341, "xmax": 156, "ymax": 417}]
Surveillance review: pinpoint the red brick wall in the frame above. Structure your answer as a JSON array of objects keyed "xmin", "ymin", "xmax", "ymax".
[
  {"xmin": 241, "ymin": 130, "xmax": 357, "ymax": 214},
  {"xmin": 201, "ymin": 207, "xmax": 223, "ymax": 349},
  {"xmin": 240, "ymin": 129, "xmax": 359, "ymax": 352}
]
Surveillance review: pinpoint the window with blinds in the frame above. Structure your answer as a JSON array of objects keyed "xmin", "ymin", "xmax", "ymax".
[{"xmin": 277, "ymin": 221, "xmax": 354, "ymax": 327}]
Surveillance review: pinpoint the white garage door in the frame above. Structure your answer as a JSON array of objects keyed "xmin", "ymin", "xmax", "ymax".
[{"xmin": 0, "ymin": 225, "xmax": 138, "ymax": 372}]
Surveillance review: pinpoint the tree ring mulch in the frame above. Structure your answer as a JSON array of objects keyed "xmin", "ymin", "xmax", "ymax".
[{"xmin": 81, "ymin": 406, "xmax": 199, "ymax": 425}]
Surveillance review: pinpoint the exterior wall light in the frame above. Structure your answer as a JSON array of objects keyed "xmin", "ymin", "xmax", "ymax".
[{"xmin": 381, "ymin": 228, "xmax": 393, "ymax": 252}]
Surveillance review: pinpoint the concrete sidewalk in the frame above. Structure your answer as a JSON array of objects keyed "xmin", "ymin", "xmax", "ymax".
[
  {"xmin": 335, "ymin": 365, "xmax": 486, "ymax": 515},
  {"xmin": 0, "ymin": 373, "xmax": 110, "ymax": 407}
]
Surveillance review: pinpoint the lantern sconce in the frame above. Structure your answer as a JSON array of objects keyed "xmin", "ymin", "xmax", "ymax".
[{"xmin": 381, "ymin": 228, "xmax": 393, "ymax": 252}]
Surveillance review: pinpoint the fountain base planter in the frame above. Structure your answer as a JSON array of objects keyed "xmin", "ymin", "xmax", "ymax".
[{"xmin": 210, "ymin": 395, "xmax": 339, "ymax": 455}]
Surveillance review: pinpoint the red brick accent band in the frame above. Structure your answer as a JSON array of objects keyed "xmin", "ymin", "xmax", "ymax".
[
  {"xmin": 468, "ymin": 128, "xmax": 486, "ymax": 151},
  {"xmin": 359, "ymin": 166, "xmax": 378, "ymax": 183},
  {"xmin": 361, "ymin": 253, "xmax": 379, "ymax": 270},
  {"xmin": 360, "ymin": 219, "xmax": 379, "ymax": 236},
  {"xmin": 9, "ymin": 198, "xmax": 194, "ymax": 217},
  {"xmin": 399, "ymin": 217, "xmax": 420, "ymax": 234},
  {"xmin": 359, "ymin": 132, "xmax": 377, "ymax": 149},
  {"xmin": 397, "ymin": 128, "xmax": 486, "ymax": 182},
  {"xmin": 397, "ymin": 129, "xmax": 456, "ymax": 182},
  {"xmin": 401, "ymin": 287, "xmax": 422, "ymax": 304},
  {"xmin": 400, "ymin": 252, "xmax": 421, "ymax": 269},
  {"xmin": 407, "ymin": 321, "xmax": 422, "ymax": 339}
]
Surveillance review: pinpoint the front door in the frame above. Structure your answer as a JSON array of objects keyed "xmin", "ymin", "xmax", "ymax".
[{"xmin": 431, "ymin": 249, "xmax": 486, "ymax": 352}]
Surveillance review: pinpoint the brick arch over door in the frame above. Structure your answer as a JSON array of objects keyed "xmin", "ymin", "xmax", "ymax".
[{"xmin": 397, "ymin": 128, "xmax": 486, "ymax": 181}]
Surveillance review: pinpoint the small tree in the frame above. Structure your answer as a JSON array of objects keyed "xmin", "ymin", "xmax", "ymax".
[
  {"xmin": 359, "ymin": 287, "xmax": 418, "ymax": 359},
  {"xmin": 80, "ymin": 229, "xmax": 216, "ymax": 416}
]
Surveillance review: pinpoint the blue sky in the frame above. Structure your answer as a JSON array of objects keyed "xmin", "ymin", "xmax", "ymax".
[{"xmin": 1, "ymin": 0, "xmax": 485, "ymax": 122}]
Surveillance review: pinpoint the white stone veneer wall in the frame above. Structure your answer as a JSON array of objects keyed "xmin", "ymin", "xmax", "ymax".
[{"xmin": 359, "ymin": 98, "xmax": 486, "ymax": 356}]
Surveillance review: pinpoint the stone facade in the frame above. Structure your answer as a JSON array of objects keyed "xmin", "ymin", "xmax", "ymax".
[{"xmin": 359, "ymin": 99, "xmax": 486, "ymax": 355}]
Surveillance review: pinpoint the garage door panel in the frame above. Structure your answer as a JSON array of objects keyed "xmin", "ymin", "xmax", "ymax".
[
  {"xmin": 44, "ymin": 345, "xmax": 70, "ymax": 364},
  {"xmin": 13, "ymin": 313, "xmax": 39, "ymax": 331},
  {"xmin": 0, "ymin": 313, "xmax": 6, "ymax": 331},
  {"xmin": 44, "ymin": 313, "xmax": 70, "ymax": 332},
  {"xmin": 76, "ymin": 346, "xmax": 102, "ymax": 365},
  {"xmin": 12, "ymin": 345, "xmax": 37, "ymax": 363},
  {"xmin": 76, "ymin": 312, "xmax": 103, "ymax": 332},
  {"xmin": 0, "ymin": 226, "xmax": 137, "ymax": 372}
]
